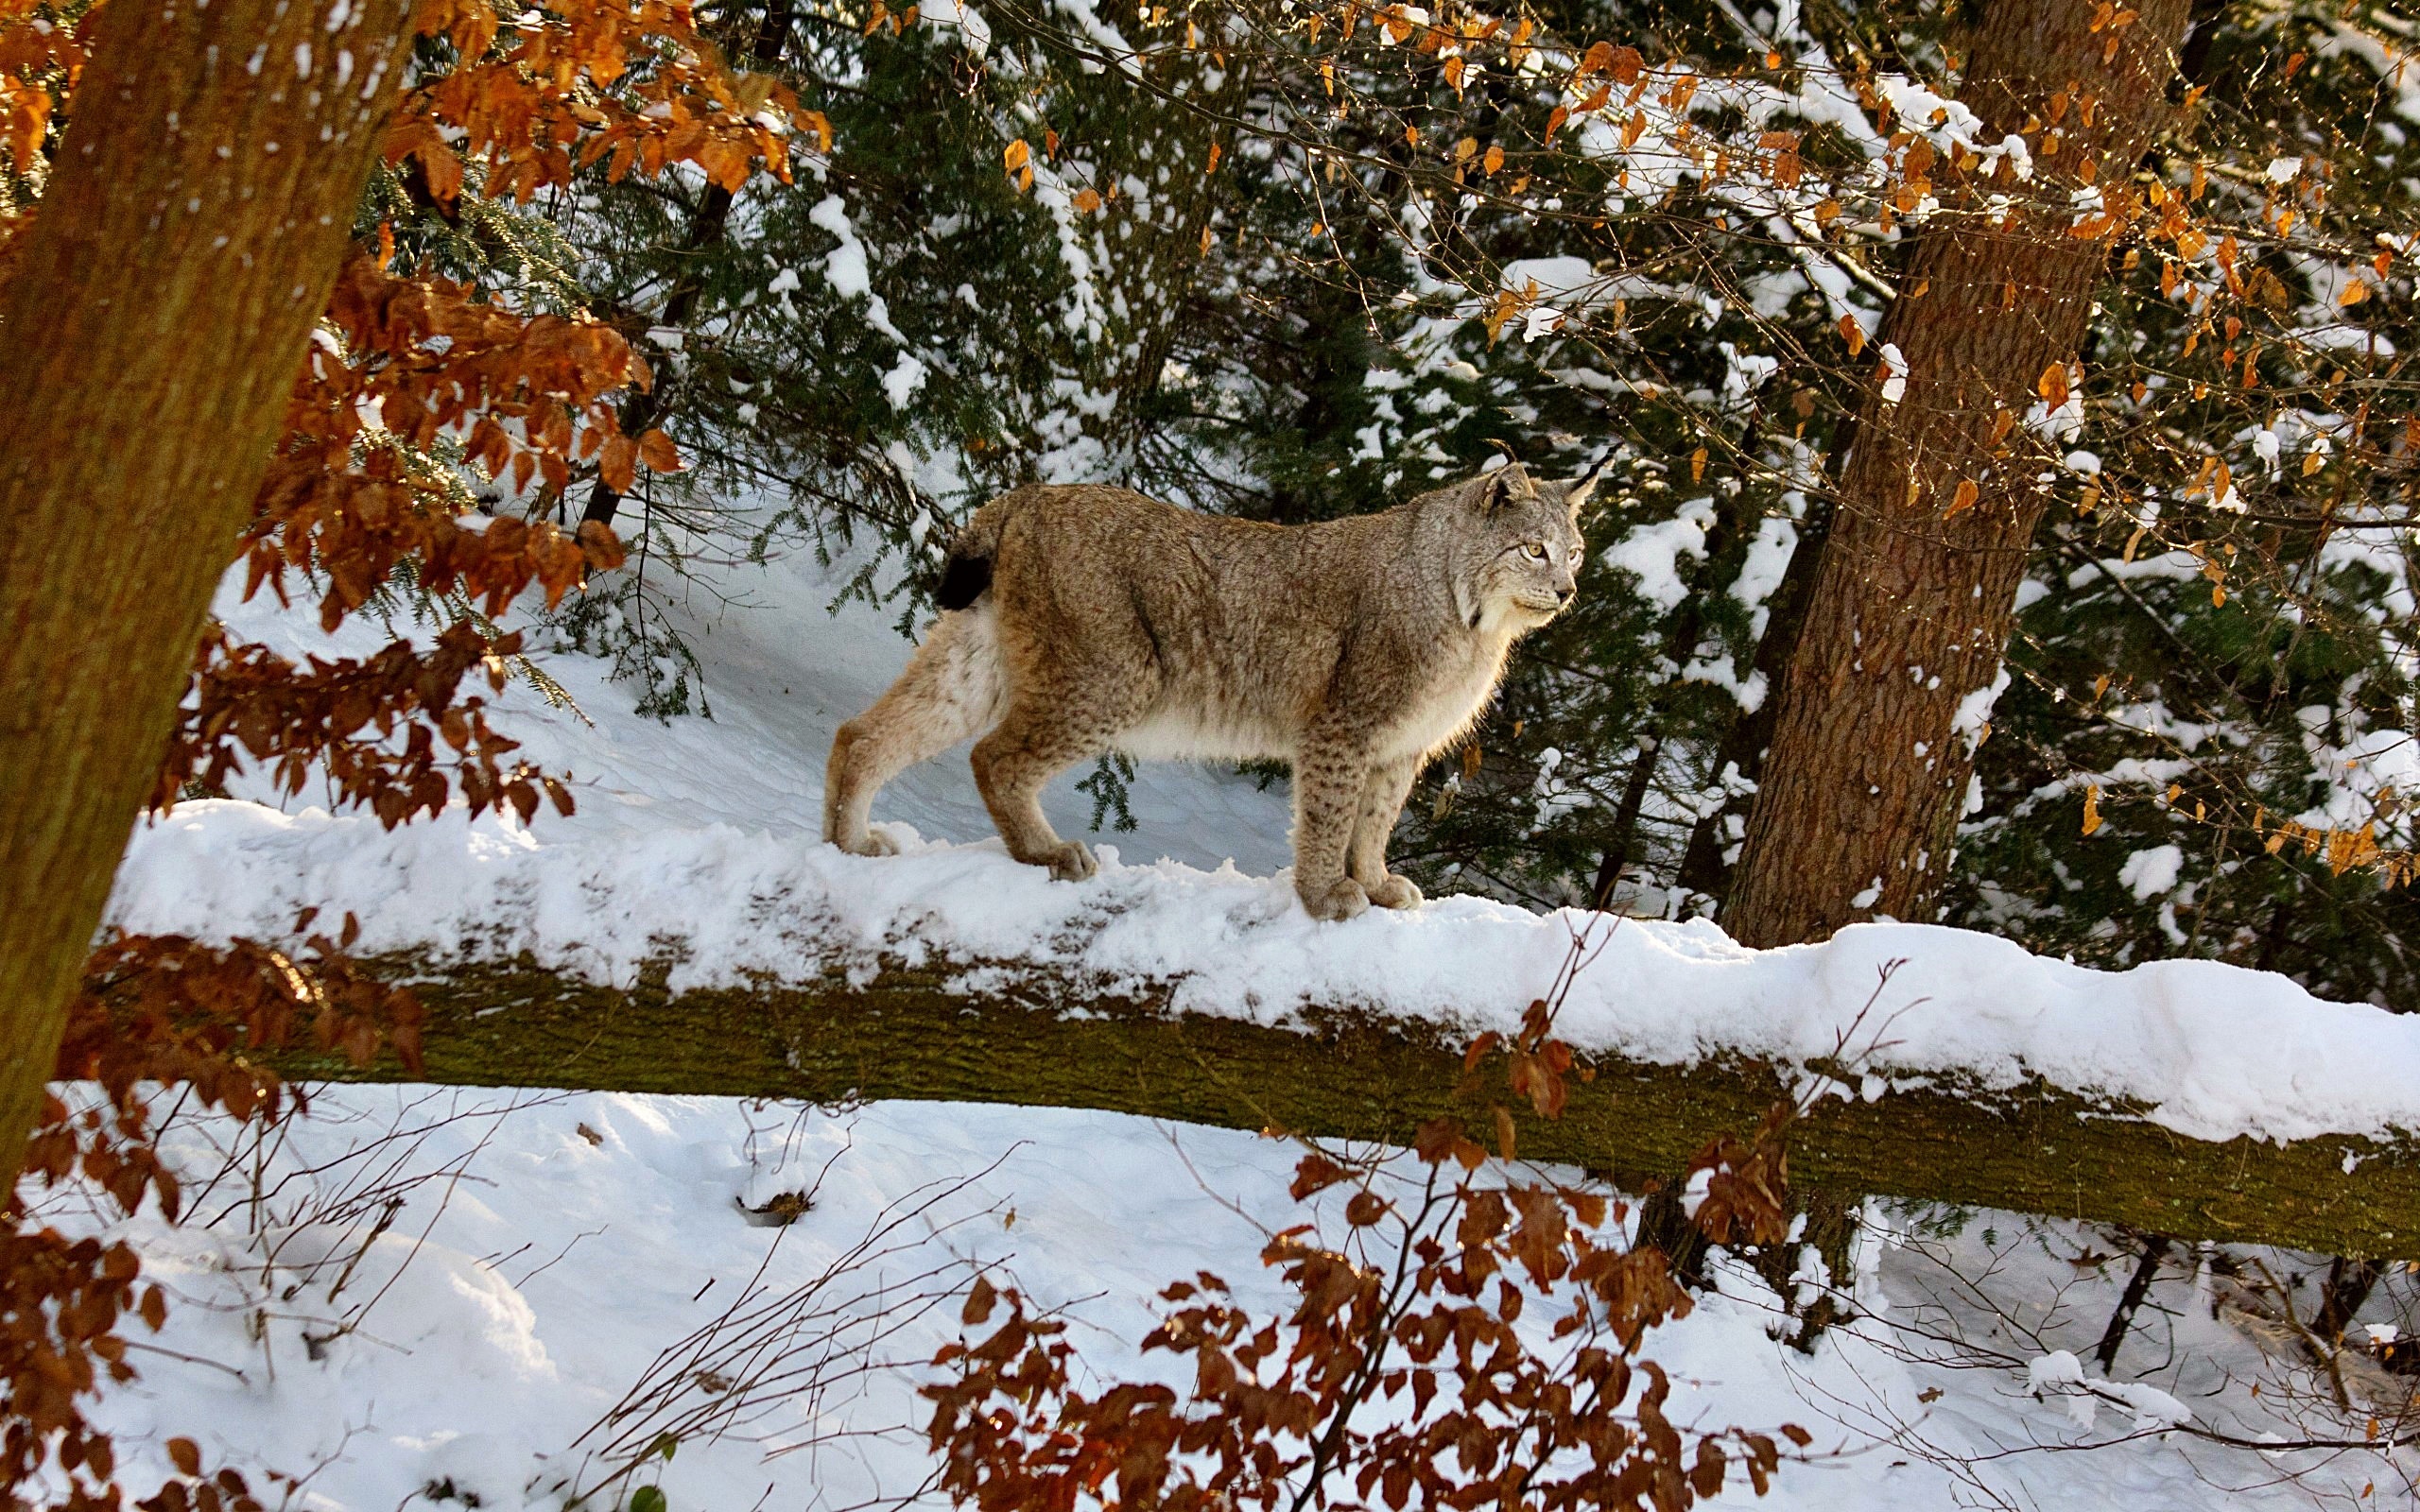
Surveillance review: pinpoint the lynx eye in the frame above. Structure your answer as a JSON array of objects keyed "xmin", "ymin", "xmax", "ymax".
[{"xmin": 1522, "ymin": 541, "xmax": 1548, "ymax": 561}]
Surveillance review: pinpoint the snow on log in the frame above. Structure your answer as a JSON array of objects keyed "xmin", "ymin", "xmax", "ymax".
[{"xmin": 115, "ymin": 803, "xmax": 2420, "ymax": 1259}]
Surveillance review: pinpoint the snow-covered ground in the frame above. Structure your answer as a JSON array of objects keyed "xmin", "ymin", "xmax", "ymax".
[
  {"xmin": 59, "ymin": 1090, "xmax": 2418, "ymax": 1511},
  {"xmin": 53, "ymin": 535, "xmax": 2420, "ymax": 1507}
]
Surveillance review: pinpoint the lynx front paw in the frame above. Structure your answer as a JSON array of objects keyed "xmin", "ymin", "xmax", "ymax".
[
  {"xmin": 1298, "ymin": 877, "xmax": 1371, "ymax": 921},
  {"xmin": 835, "ymin": 829, "xmax": 900, "ymax": 857},
  {"xmin": 1364, "ymin": 874, "xmax": 1424, "ymax": 910},
  {"xmin": 1046, "ymin": 839, "xmax": 1098, "ymax": 882}
]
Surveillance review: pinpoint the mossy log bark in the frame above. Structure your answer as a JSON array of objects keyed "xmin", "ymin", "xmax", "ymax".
[{"xmin": 281, "ymin": 953, "xmax": 2420, "ymax": 1260}]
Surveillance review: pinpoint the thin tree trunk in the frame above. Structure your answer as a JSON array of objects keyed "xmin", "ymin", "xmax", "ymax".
[
  {"xmin": 1677, "ymin": 493, "xmax": 1840, "ymax": 902},
  {"xmin": 1593, "ymin": 472, "xmax": 1757, "ymax": 905},
  {"xmin": 1049, "ymin": 39, "xmax": 1244, "ymax": 481},
  {"xmin": 2094, "ymin": 1231, "xmax": 2172, "ymax": 1373},
  {"xmin": 582, "ymin": 0, "xmax": 796, "ymax": 531},
  {"xmin": 2311, "ymin": 1255, "xmax": 2381, "ymax": 1346},
  {"xmin": 1722, "ymin": 0, "xmax": 2193, "ymax": 948},
  {"xmin": 0, "ymin": 0, "xmax": 414, "ymax": 1189}
]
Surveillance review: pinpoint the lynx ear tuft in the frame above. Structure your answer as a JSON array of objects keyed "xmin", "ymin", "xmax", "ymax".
[{"xmin": 1563, "ymin": 458, "xmax": 1607, "ymax": 514}]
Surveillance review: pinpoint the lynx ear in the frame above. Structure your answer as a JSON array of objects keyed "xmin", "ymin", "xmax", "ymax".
[
  {"xmin": 1564, "ymin": 458, "xmax": 1607, "ymax": 514},
  {"xmin": 1475, "ymin": 463, "xmax": 1537, "ymax": 512}
]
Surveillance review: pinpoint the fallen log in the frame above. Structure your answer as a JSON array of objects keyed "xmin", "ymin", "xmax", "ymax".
[{"xmin": 271, "ymin": 950, "xmax": 2420, "ymax": 1260}]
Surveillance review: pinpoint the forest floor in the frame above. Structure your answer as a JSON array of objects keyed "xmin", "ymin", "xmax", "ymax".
[{"xmin": 57, "ymin": 531, "xmax": 2420, "ymax": 1509}]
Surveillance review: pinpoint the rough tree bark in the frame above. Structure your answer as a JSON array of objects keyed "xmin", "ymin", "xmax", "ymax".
[
  {"xmin": 1723, "ymin": 0, "xmax": 2194, "ymax": 947},
  {"xmin": 0, "ymin": 0, "xmax": 416, "ymax": 1189}
]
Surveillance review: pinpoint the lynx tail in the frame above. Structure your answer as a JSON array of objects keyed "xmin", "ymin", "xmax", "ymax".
[
  {"xmin": 934, "ymin": 490, "xmax": 1032, "ymax": 611},
  {"xmin": 936, "ymin": 551, "xmax": 991, "ymax": 611}
]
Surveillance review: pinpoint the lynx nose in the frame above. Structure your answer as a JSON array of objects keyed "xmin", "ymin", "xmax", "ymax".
[{"xmin": 1556, "ymin": 584, "xmax": 1576, "ymax": 604}]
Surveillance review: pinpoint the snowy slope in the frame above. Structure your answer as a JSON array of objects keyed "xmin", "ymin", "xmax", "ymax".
[{"xmin": 105, "ymin": 543, "xmax": 2420, "ymax": 1148}]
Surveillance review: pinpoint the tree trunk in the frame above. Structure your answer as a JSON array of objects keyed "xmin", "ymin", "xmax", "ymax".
[
  {"xmin": 1593, "ymin": 470, "xmax": 1758, "ymax": 906},
  {"xmin": 1722, "ymin": 0, "xmax": 2193, "ymax": 948},
  {"xmin": 243, "ymin": 949, "xmax": 2420, "ymax": 1262},
  {"xmin": 1673, "ymin": 505, "xmax": 1827, "ymax": 902},
  {"xmin": 0, "ymin": 0, "xmax": 414, "ymax": 1189},
  {"xmin": 1042, "ymin": 38, "xmax": 1243, "ymax": 481}
]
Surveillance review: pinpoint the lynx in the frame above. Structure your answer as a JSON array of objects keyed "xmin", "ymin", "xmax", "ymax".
[{"xmin": 822, "ymin": 463, "xmax": 1595, "ymax": 920}]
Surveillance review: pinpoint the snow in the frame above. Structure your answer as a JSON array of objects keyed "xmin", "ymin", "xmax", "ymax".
[
  {"xmin": 1600, "ymin": 494, "xmax": 1716, "ymax": 611},
  {"xmin": 1729, "ymin": 514, "xmax": 1796, "ymax": 612},
  {"xmin": 2028, "ymin": 1351, "xmax": 2194, "ymax": 1433},
  {"xmin": 809, "ymin": 196, "xmax": 909, "ymax": 343},
  {"xmin": 1492, "ymin": 256, "xmax": 1688, "ymax": 338},
  {"xmin": 810, "ymin": 196, "xmax": 872, "ymax": 298},
  {"xmin": 1050, "ymin": 0, "xmax": 1141, "ymax": 75},
  {"xmin": 1949, "ymin": 666, "xmax": 2010, "ymax": 756},
  {"xmin": 1876, "ymin": 341, "xmax": 1907, "ymax": 405},
  {"xmin": 2118, "ymin": 844, "xmax": 2187, "ymax": 902},
  {"xmin": 882, "ymin": 352, "xmax": 929, "ymax": 409},
  {"xmin": 918, "ymin": 0, "xmax": 992, "ymax": 56},
  {"xmin": 51, "ymin": 534, "xmax": 2420, "ymax": 1510},
  {"xmin": 48, "ymin": 1084, "xmax": 2406, "ymax": 1512}
]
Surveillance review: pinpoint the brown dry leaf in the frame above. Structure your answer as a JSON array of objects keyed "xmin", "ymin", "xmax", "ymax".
[
  {"xmin": 636, "ymin": 427, "xmax": 682, "ymax": 472},
  {"xmin": 598, "ymin": 433, "xmax": 638, "ymax": 495}
]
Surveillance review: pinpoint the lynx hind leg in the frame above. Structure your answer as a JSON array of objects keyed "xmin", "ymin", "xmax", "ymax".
[
  {"xmin": 823, "ymin": 610, "xmax": 1003, "ymax": 856},
  {"xmin": 969, "ymin": 696, "xmax": 1138, "ymax": 883},
  {"xmin": 1347, "ymin": 758, "xmax": 1425, "ymax": 911}
]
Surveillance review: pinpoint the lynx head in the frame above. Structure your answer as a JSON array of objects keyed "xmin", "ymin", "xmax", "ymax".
[{"xmin": 1440, "ymin": 462, "xmax": 1598, "ymax": 633}]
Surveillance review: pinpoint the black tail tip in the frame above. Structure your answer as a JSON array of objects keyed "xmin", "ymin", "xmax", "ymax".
[{"xmin": 936, "ymin": 552, "xmax": 993, "ymax": 612}]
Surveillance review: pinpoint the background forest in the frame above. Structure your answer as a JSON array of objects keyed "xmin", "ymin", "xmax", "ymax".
[{"xmin": 145, "ymin": 0, "xmax": 2411, "ymax": 1001}]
